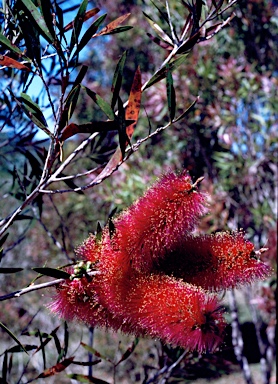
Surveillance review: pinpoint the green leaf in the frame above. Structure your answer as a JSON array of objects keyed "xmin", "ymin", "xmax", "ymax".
[
  {"xmin": 0, "ymin": 268, "xmax": 24, "ymax": 274},
  {"xmin": 19, "ymin": 93, "xmax": 52, "ymax": 136},
  {"xmin": 5, "ymin": 344, "xmax": 37, "ymax": 353},
  {"xmin": 32, "ymin": 268, "xmax": 70, "ymax": 279},
  {"xmin": 143, "ymin": 11, "xmax": 173, "ymax": 45},
  {"xmin": 55, "ymin": 1, "xmax": 64, "ymax": 34},
  {"xmin": 96, "ymin": 222, "xmax": 102, "ymax": 243},
  {"xmin": 149, "ymin": 0, "xmax": 169, "ymax": 25},
  {"xmin": 0, "ymin": 322, "xmax": 28, "ymax": 354},
  {"xmin": 117, "ymin": 97, "xmax": 128, "ymax": 159},
  {"xmin": 38, "ymin": 329, "xmax": 46, "ymax": 369},
  {"xmin": 73, "ymin": 14, "xmax": 107, "ymax": 57},
  {"xmin": 0, "ymin": 33, "xmax": 28, "ymax": 58},
  {"xmin": 73, "ymin": 65, "xmax": 88, "ymax": 87},
  {"xmin": 37, "ymin": 0, "xmax": 56, "ymax": 41},
  {"xmin": 166, "ymin": 64, "xmax": 176, "ymax": 121},
  {"xmin": 173, "ymin": 96, "xmax": 199, "ymax": 123},
  {"xmin": 97, "ymin": 25, "xmax": 133, "ymax": 36},
  {"xmin": 34, "ymin": 326, "xmax": 60, "ymax": 354},
  {"xmin": 13, "ymin": 214, "xmax": 34, "ymax": 221},
  {"xmin": 2, "ymin": 351, "xmax": 7, "ymax": 382},
  {"xmin": 81, "ymin": 342, "xmax": 112, "ymax": 363},
  {"xmin": 115, "ymin": 338, "xmax": 139, "ymax": 367},
  {"xmin": 83, "ymin": 86, "xmax": 115, "ymax": 120},
  {"xmin": 69, "ymin": 0, "xmax": 89, "ymax": 50},
  {"xmin": 144, "ymin": 54, "xmax": 189, "ymax": 90},
  {"xmin": 66, "ymin": 84, "xmax": 81, "ymax": 122},
  {"xmin": 111, "ymin": 51, "xmax": 127, "ymax": 109},
  {"xmin": 59, "ymin": 120, "xmax": 134, "ymax": 141},
  {"xmin": 20, "ymin": 0, "xmax": 54, "ymax": 44},
  {"xmin": 71, "ymin": 360, "xmax": 101, "ymax": 366},
  {"xmin": 0, "ymin": 233, "xmax": 9, "ymax": 249},
  {"xmin": 63, "ymin": 322, "xmax": 69, "ymax": 358}
]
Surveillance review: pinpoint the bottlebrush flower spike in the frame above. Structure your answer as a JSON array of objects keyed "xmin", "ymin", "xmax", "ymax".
[
  {"xmin": 49, "ymin": 171, "xmax": 270, "ymax": 354},
  {"xmin": 52, "ymin": 231, "xmax": 226, "ymax": 352},
  {"xmin": 114, "ymin": 171, "xmax": 208, "ymax": 272},
  {"xmin": 114, "ymin": 273, "xmax": 226, "ymax": 353},
  {"xmin": 156, "ymin": 231, "xmax": 271, "ymax": 290}
]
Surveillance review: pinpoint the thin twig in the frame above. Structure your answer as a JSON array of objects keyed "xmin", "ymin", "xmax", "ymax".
[
  {"xmin": 38, "ymin": 121, "xmax": 173, "ymax": 194},
  {"xmin": 0, "ymin": 271, "xmax": 100, "ymax": 302}
]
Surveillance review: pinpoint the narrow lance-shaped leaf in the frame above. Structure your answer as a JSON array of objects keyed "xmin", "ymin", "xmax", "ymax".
[
  {"xmin": 37, "ymin": 357, "xmax": 75, "ymax": 378},
  {"xmin": 144, "ymin": 54, "xmax": 188, "ymax": 90},
  {"xmin": 0, "ymin": 322, "xmax": 28, "ymax": 354},
  {"xmin": 146, "ymin": 33, "xmax": 174, "ymax": 50},
  {"xmin": 20, "ymin": 0, "xmax": 54, "ymax": 44},
  {"xmin": 6, "ymin": 345, "xmax": 37, "ymax": 353},
  {"xmin": 93, "ymin": 13, "xmax": 131, "ymax": 37},
  {"xmin": 92, "ymin": 68, "xmax": 141, "ymax": 184},
  {"xmin": 67, "ymin": 84, "xmax": 81, "ymax": 122},
  {"xmin": 59, "ymin": 83, "xmax": 81, "ymax": 129},
  {"xmin": 0, "ymin": 233, "xmax": 9, "ymax": 249},
  {"xmin": 143, "ymin": 12, "xmax": 173, "ymax": 45},
  {"xmin": 37, "ymin": 0, "xmax": 56, "ymax": 41},
  {"xmin": 173, "ymin": 96, "xmax": 199, "ymax": 123},
  {"xmin": 32, "ymin": 267, "xmax": 71, "ymax": 279},
  {"xmin": 60, "ymin": 120, "xmax": 134, "ymax": 142},
  {"xmin": 100, "ymin": 26, "xmax": 133, "ymax": 36},
  {"xmin": 0, "ymin": 55, "xmax": 31, "ymax": 71},
  {"xmin": 34, "ymin": 326, "xmax": 60, "ymax": 354},
  {"xmin": 55, "ymin": 1, "xmax": 64, "ymax": 36},
  {"xmin": 38, "ymin": 329, "xmax": 46, "ymax": 369},
  {"xmin": 166, "ymin": 64, "xmax": 176, "ymax": 121},
  {"xmin": 64, "ymin": 321, "xmax": 69, "ymax": 358},
  {"xmin": 2, "ymin": 351, "xmax": 7, "ymax": 383},
  {"xmin": 73, "ymin": 65, "xmax": 88, "ymax": 87},
  {"xmin": 176, "ymin": 29, "xmax": 201, "ymax": 54},
  {"xmin": 70, "ymin": 360, "xmax": 101, "ymax": 366},
  {"xmin": 0, "ymin": 33, "xmax": 28, "ymax": 58},
  {"xmin": 69, "ymin": 0, "xmax": 88, "ymax": 50},
  {"xmin": 111, "ymin": 51, "xmax": 127, "ymax": 109},
  {"xmin": 82, "ymin": 86, "xmax": 115, "ymax": 120},
  {"xmin": 73, "ymin": 14, "xmax": 107, "ymax": 57},
  {"xmin": 96, "ymin": 222, "xmax": 103, "ymax": 243},
  {"xmin": 19, "ymin": 93, "xmax": 51, "ymax": 136},
  {"xmin": 81, "ymin": 342, "xmax": 113, "ymax": 363},
  {"xmin": 64, "ymin": 7, "xmax": 100, "ymax": 31},
  {"xmin": 115, "ymin": 338, "xmax": 139, "ymax": 367},
  {"xmin": 117, "ymin": 96, "xmax": 128, "ymax": 159},
  {"xmin": 150, "ymin": 0, "xmax": 169, "ymax": 24},
  {"xmin": 125, "ymin": 66, "xmax": 142, "ymax": 139}
]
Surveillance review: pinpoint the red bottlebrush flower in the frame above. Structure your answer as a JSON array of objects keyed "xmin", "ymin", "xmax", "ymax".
[
  {"xmin": 107, "ymin": 273, "xmax": 226, "ymax": 353},
  {"xmin": 49, "ymin": 267, "xmax": 123, "ymax": 330},
  {"xmin": 51, "ymin": 231, "xmax": 226, "ymax": 353},
  {"xmin": 114, "ymin": 171, "xmax": 208, "ymax": 272},
  {"xmin": 156, "ymin": 231, "xmax": 271, "ymax": 290},
  {"xmin": 49, "ymin": 172, "xmax": 270, "ymax": 354}
]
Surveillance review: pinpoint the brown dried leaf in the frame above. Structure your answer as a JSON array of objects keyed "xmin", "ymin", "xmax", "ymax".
[
  {"xmin": 0, "ymin": 55, "xmax": 31, "ymax": 71},
  {"xmin": 64, "ymin": 7, "xmax": 100, "ymax": 31},
  {"xmin": 37, "ymin": 357, "xmax": 74, "ymax": 378},
  {"xmin": 93, "ymin": 13, "xmax": 131, "ymax": 37},
  {"xmin": 125, "ymin": 66, "xmax": 142, "ymax": 139}
]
